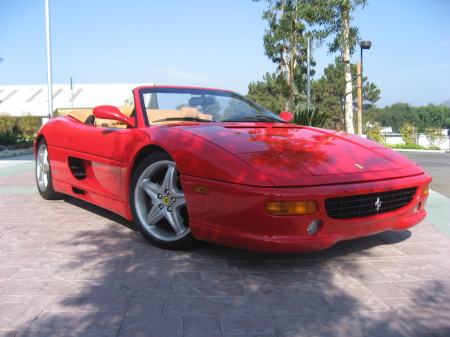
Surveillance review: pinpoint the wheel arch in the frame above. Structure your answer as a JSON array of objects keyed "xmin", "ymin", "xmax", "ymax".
[
  {"xmin": 34, "ymin": 134, "xmax": 45, "ymax": 156},
  {"xmin": 130, "ymin": 144, "xmax": 171, "ymax": 179}
]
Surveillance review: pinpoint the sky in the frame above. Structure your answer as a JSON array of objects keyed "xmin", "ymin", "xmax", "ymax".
[{"xmin": 0, "ymin": 0, "xmax": 449, "ymax": 108}]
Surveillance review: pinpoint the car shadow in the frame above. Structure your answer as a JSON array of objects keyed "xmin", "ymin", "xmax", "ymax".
[
  {"xmin": 64, "ymin": 196, "xmax": 136, "ymax": 231},
  {"xmin": 64, "ymin": 192, "xmax": 412, "ymax": 257}
]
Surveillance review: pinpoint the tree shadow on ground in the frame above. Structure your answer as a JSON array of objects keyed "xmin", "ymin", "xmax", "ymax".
[{"xmin": 3, "ymin": 195, "xmax": 449, "ymax": 336}]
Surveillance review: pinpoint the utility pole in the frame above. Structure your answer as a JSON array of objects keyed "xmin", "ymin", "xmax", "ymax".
[
  {"xmin": 307, "ymin": 36, "xmax": 311, "ymax": 115},
  {"xmin": 45, "ymin": 0, "xmax": 53, "ymax": 119},
  {"xmin": 357, "ymin": 61, "xmax": 362, "ymax": 135},
  {"xmin": 70, "ymin": 78, "xmax": 74, "ymax": 111}
]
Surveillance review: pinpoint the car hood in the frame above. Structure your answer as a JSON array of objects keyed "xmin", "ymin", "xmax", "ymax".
[{"xmin": 178, "ymin": 123, "xmax": 425, "ymax": 186}]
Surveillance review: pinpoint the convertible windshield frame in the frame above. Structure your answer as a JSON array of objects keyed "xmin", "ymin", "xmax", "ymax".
[{"xmin": 138, "ymin": 86, "xmax": 287, "ymax": 126}]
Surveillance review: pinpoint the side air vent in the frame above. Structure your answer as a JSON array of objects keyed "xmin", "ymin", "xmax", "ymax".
[
  {"xmin": 72, "ymin": 187, "xmax": 85, "ymax": 195},
  {"xmin": 68, "ymin": 157, "xmax": 87, "ymax": 180}
]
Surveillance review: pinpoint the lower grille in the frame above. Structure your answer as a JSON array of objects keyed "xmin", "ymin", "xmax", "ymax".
[{"xmin": 325, "ymin": 187, "xmax": 417, "ymax": 220}]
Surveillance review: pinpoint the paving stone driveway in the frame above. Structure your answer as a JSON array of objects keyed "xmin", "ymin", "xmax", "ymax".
[{"xmin": 0, "ymin": 159, "xmax": 449, "ymax": 336}]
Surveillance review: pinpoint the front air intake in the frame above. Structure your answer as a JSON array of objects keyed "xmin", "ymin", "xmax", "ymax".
[{"xmin": 325, "ymin": 187, "xmax": 417, "ymax": 220}]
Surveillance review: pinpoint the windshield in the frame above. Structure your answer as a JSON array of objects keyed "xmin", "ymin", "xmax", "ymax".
[{"xmin": 139, "ymin": 87, "xmax": 286, "ymax": 125}]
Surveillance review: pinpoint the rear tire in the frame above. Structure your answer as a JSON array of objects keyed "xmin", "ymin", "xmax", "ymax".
[
  {"xmin": 35, "ymin": 139, "xmax": 65, "ymax": 200},
  {"xmin": 130, "ymin": 152, "xmax": 197, "ymax": 250}
]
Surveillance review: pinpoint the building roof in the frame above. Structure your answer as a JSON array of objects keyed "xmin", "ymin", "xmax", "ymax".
[{"xmin": 0, "ymin": 83, "xmax": 152, "ymax": 117}]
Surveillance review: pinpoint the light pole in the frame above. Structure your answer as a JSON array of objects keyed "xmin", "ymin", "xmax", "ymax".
[
  {"xmin": 357, "ymin": 41, "xmax": 371, "ymax": 136},
  {"xmin": 45, "ymin": 0, "xmax": 53, "ymax": 119}
]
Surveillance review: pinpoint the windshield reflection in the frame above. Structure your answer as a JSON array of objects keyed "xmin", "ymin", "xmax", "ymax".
[{"xmin": 139, "ymin": 87, "xmax": 286, "ymax": 125}]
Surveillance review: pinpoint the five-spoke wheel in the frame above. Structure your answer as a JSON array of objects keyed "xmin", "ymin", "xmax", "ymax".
[{"xmin": 130, "ymin": 152, "xmax": 196, "ymax": 250}]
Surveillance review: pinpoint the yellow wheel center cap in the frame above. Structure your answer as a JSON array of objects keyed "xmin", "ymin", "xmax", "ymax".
[{"xmin": 163, "ymin": 196, "xmax": 171, "ymax": 206}]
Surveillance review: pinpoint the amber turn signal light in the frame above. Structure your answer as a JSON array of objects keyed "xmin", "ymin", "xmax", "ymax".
[
  {"xmin": 265, "ymin": 201, "xmax": 318, "ymax": 216},
  {"xmin": 422, "ymin": 184, "xmax": 429, "ymax": 196}
]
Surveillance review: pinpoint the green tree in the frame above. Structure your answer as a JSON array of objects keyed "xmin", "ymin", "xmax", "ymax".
[
  {"xmin": 261, "ymin": 0, "xmax": 309, "ymax": 112},
  {"xmin": 123, "ymin": 96, "xmax": 134, "ymax": 106},
  {"xmin": 416, "ymin": 104, "xmax": 450, "ymax": 132},
  {"xmin": 400, "ymin": 122, "xmax": 417, "ymax": 146},
  {"xmin": 374, "ymin": 103, "xmax": 450, "ymax": 132},
  {"xmin": 223, "ymin": 99, "xmax": 254, "ymax": 119},
  {"xmin": 247, "ymin": 72, "xmax": 284, "ymax": 113},
  {"xmin": 297, "ymin": 0, "xmax": 367, "ymax": 133},
  {"xmin": 366, "ymin": 123, "xmax": 386, "ymax": 144},
  {"xmin": 311, "ymin": 61, "xmax": 344, "ymax": 129},
  {"xmin": 375, "ymin": 103, "xmax": 416, "ymax": 133},
  {"xmin": 312, "ymin": 57, "xmax": 380, "ymax": 130},
  {"xmin": 425, "ymin": 126, "xmax": 446, "ymax": 148}
]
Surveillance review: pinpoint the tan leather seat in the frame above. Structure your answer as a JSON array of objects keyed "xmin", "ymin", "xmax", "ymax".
[{"xmin": 147, "ymin": 107, "xmax": 213, "ymax": 125}]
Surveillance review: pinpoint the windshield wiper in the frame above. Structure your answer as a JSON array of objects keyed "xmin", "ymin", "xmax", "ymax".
[
  {"xmin": 222, "ymin": 116, "xmax": 287, "ymax": 123},
  {"xmin": 152, "ymin": 117, "xmax": 213, "ymax": 123}
]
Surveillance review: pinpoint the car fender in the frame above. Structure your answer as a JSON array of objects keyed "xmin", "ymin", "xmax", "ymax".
[{"xmin": 124, "ymin": 126, "xmax": 274, "ymax": 187}]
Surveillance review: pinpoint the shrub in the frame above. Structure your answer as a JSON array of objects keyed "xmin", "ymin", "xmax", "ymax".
[
  {"xmin": 0, "ymin": 130, "xmax": 20, "ymax": 146},
  {"xmin": 366, "ymin": 123, "xmax": 386, "ymax": 144},
  {"xmin": 292, "ymin": 107, "xmax": 328, "ymax": 128},
  {"xmin": 0, "ymin": 113, "xmax": 17, "ymax": 132},
  {"xmin": 386, "ymin": 143, "xmax": 426, "ymax": 150},
  {"xmin": 17, "ymin": 112, "xmax": 41, "ymax": 135},
  {"xmin": 399, "ymin": 122, "xmax": 418, "ymax": 146},
  {"xmin": 424, "ymin": 127, "xmax": 446, "ymax": 148},
  {"xmin": 427, "ymin": 145, "xmax": 441, "ymax": 150}
]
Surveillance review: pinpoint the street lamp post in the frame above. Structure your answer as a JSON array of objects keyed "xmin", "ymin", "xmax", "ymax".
[
  {"xmin": 357, "ymin": 40, "xmax": 371, "ymax": 136},
  {"xmin": 45, "ymin": 0, "xmax": 53, "ymax": 119}
]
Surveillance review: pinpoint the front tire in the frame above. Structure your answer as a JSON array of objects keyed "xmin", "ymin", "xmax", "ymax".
[
  {"xmin": 35, "ymin": 139, "xmax": 65, "ymax": 200},
  {"xmin": 130, "ymin": 152, "xmax": 196, "ymax": 250}
]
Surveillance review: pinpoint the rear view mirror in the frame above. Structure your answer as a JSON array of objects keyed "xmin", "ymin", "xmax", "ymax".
[
  {"xmin": 93, "ymin": 105, "xmax": 135, "ymax": 128},
  {"xmin": 189, "ymin": 96, "xmax": 216, "ymax": 106}
]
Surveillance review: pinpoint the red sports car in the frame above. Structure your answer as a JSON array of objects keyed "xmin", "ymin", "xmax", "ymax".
[{"xmin": 35, "ymin": 86, "xmax": 431, "ymax": 253}]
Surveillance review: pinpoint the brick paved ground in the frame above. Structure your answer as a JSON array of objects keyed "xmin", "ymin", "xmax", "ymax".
[{"xmin": 0, "ymin": 158, "xmax": 449, "ymax": 336}]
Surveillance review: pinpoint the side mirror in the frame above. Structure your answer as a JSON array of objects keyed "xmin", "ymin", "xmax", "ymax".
[
  {"xmin": 280, "ymin": 111, "xmax": 294, "ymax": 122},
  {"xmin": 93, "ymin": 105, "xmax": 135, "ymax": 128}
]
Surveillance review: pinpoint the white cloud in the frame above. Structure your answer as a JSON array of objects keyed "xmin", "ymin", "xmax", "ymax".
[
  {"xmin": 386, "ymin": 62, "xmax": 449, "ymax": 79},
  {"xmin": 107, "ymin": 55, "xmax": 130, "ymax": 67}
]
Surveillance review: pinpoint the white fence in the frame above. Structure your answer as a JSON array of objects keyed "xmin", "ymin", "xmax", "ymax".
[{"xmin": 379, "ymin": 129, "xmax": 450, "ymax": 150}]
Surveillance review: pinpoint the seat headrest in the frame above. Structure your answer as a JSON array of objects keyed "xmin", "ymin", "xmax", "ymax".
[{"xmin": 180, "ymin": 107, "xmax": 199, "ymax": 118}]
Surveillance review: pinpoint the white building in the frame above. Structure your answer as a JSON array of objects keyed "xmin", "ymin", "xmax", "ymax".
[{"xmin": 0, "ymin": 83, "xmax": 152, "ymax": 117}]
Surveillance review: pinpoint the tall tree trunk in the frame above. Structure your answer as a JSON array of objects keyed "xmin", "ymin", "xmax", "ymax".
[
  {"xmin": 342, "ymin": 6, "xmax": 354, "ymax": 133},
  {"xmin": 281, "ymin": 47, "xmax": 288, "ymax": 110},
  {"xmin": 289, "ymin": 55, "xmax": 295, "ymax": 112}
]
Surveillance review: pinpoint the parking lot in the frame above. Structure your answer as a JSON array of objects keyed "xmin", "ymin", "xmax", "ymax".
[{"xmin": 1, "ymin": 154, "xmax": 449, "ymax": 336}]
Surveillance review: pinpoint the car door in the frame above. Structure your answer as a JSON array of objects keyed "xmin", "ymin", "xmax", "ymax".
[{"xmin": 63, "ymin": 123, "xmax": 133, "ymax": 201}]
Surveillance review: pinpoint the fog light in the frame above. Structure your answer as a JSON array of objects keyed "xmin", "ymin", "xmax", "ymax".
[
  {"xmin": 414, "ymin": 202, "xmax": 421, "ymax": 213},
  {"xmin": 265, "ymin": 201, "xmax": 317, "ymax": 216},
  {"xmin": 422, "ymin": 184, "xmax": 429, "ymax": 196},
  {"xmin": 307, "ymin": 219, "xmax": 322, "ymax": 236}
]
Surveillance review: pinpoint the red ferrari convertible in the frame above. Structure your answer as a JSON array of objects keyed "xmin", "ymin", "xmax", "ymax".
[{"xmin": 35, "ymin": 86, "xmax": 431, "ymax": 252}]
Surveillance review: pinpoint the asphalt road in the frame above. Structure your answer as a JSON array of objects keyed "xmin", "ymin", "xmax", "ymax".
[{"xmin": 398, "ymin": 150, "xmax": 450, "ymax": 198}]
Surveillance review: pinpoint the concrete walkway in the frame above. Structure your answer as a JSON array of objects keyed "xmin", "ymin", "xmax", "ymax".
[{"xmin": 1, "ymin": 155, "xmax": 449, "ymax": 336}]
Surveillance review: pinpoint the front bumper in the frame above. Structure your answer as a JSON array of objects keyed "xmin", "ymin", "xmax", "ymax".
[{"xmin": 181, "ymin": 173, "xmax": 432, "ymax": 253}]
